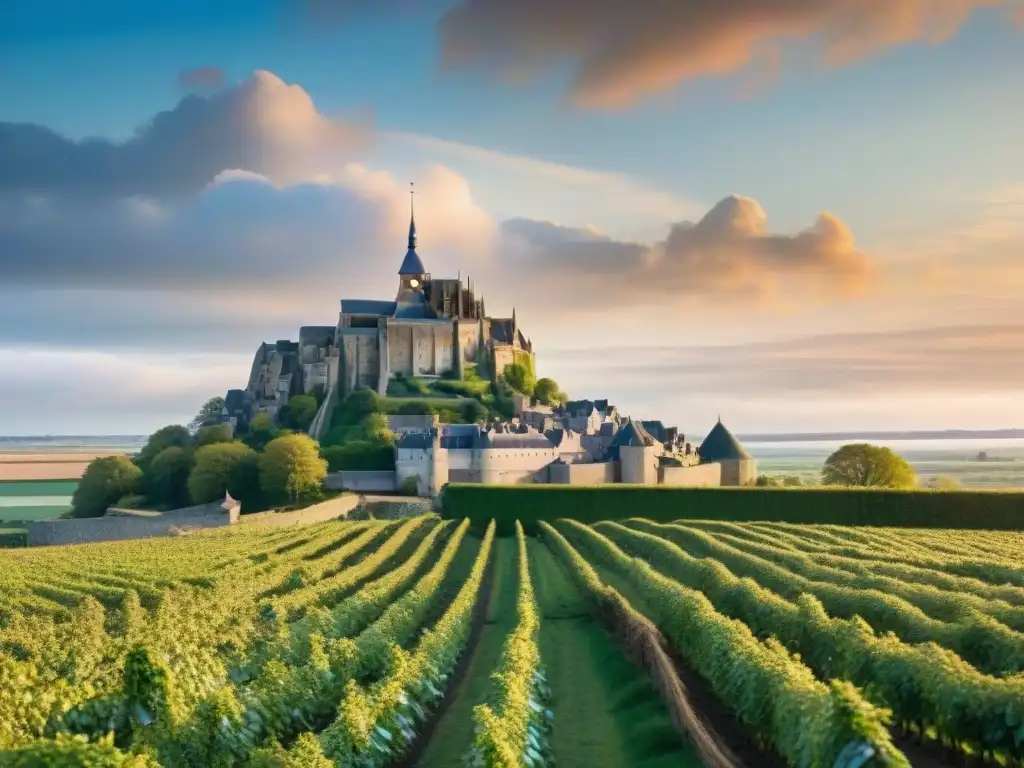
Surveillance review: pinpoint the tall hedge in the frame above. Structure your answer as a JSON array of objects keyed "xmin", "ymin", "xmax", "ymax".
[{"xmin": 441, "ymin": 484, "xmax": 1024, "ymax": 535}]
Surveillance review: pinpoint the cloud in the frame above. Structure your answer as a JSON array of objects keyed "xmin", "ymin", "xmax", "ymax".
[
  {"xmin": 437, "ymin": 0, "xmax": 1019, "ymax": 108},
  {"xmin": 503, "ymin": 194, "xmax": 876, "ymax": 306},
  {"xmin": 0, "ymin": 70, "xmax": 369, "ymax": 200},
  {"xmin": 0, "ymin": 162, "xmax": 494, "ymax": 292},
  {"xmin": 178, "ymin": 66, "xmax": 226, "ymax": 89}
]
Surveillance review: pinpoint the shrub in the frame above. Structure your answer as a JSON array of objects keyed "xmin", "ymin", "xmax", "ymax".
[
  {"xmin": 321, "ymin": 442, "xmax": 395, "ymax": 472},
  {"xmin": 461, "ymin": 399, "xmax": 488, "ymax": 423},
  {"xmin": 259, "ymin": 434, "xmax": 328, "ymax": 505},
  {"xmin": 72, "ymin": 456, "xmax": 143, "ymax": 518},
  {"xmin": 822, "ymin": 443, "xmax": 916, "ymax": 488},
  {"xmin": 285, "ymin": 395, "xmax": 319, "ymax": 432},
  {"xmin": 188, "ymin": 441, "xmax": 259, "ymax": 504},
  {"xmin": 443, "ymin": 485, "xmax": 1024, "ymax": 536},
  {"xmin": 399, "ymin": 476, "xmax": 420, "ymax": 496}
]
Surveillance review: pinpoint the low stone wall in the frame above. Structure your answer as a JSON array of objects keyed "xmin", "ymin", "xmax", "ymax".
[
  {"xmin": 547, "ymin": 461, "xmax": 618, "ymax": 485},
  {"xmin": 350, "ymin": 497, "xmax": 433, "ymax": 521},
  {"xmin": 239, "ymin": 494, "xmax": 360, "ymax": 526},
  {"xmin": 26, "ymin": 508, "xmax": 234, "ymax": 547},
  {"xmin": 659, "ymin": 462, "xmax": 722, "ymax": 488},
  {"xmin": 325, "ymin": 470, "xmax": 397, "ymax": 493}
]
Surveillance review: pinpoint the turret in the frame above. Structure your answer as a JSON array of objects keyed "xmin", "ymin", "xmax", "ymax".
[{"xmin": 397, "ymin": 182, "xmax": 427, "ymax": 298}]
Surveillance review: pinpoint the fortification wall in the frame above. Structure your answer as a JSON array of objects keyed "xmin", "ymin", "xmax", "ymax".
[
  {"xmin": 547, "ymin": 461, "xmax": 618, "ymax": 485},
  {"xmin": 659, "ymin": 462, "xmax": 721, "ymax": 488}
]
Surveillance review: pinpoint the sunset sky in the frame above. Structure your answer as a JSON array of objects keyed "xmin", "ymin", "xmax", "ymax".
[{"xmin": 1, "ymin": 0, "xmax": 1023, "ymax": 435}]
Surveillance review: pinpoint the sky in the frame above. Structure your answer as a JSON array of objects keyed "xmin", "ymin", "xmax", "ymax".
[{"xmin": 1, "ymin": 0, "xmax": 1023, "ymax": 436}]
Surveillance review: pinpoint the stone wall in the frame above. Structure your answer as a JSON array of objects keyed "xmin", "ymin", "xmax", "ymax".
[
  {"xmin": 659, "ymin": 462, "xmax": 722, "ymax": 488},
  {"xmin": 325, "ymin": 470, "xmax": 397, "ymax": 493},
  {"xmin": 720, "ymin": 458, "xmax": 758, "ymax": 486},
  {"xmin": 547, "ymin": 461, "xmax": 618, "ymax": 485},
  {"xmin": 238, "ymin": 494, "xmax": 360, "ymax": 525},
  {"xmin": 26, "ymin": 506, "xmax": 234, "ymax": 547}
]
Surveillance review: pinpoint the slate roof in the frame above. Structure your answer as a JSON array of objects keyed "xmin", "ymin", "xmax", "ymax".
[
  {"xmin": 341, "ymin": 299, "xmax": 397, "ymax": 316},
  {"xmin": 699, "ymin": 420, "xmax": 753, "ymax": 461},
  {"xmin": 610, "ymin": 418, "xmax": 657, "ymax": 449},
  {"xmin": 641, "ymin": 420, "xmax": 667, "ymax": 442},
  {"xmin": 397, "ymin": 432, "xmax": 434, "ymax": 450},
  {"xmin": 399, "ymin": 247, "xmax": 426, "ymax": 275},
  {"xmin": 393, "ymin": 301, "xmax": 437, "ymax": 319}
]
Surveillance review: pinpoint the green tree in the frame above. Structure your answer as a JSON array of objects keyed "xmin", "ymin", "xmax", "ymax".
[
  {"xmin": 362, "ymin": 412, "xmax": 395, "ymax": 445},
  {"xmin": 195, "ymin": 423, "xmax": 233, "ymax": 447},
  {"xmin": 461, "ymin": 399, "xmax": 488, "ymax": 423},
  {"xmin": 533, "ymin": 377, "xmax": 566, "ymax": 406},
  {"xmin": 502, "ymin": 362, "xmax": 535, "ymax": 396},
  {"xmin": 397, "ymin": 401, "xmax": 432, "ymax": 416},
  {"xmin": 146, "ymin": 446, "xmax": 194, "ymax": 509},
  {"xmin": 244, "ymin": 413, "xmax": 279, "ymax": 452},
  {"xmin": 933, "ymin": 475, "xmax": 962, "ymax": 490},
  {"xmin": 286, "ymin": 394, "xmax": 319, "ymax": 432},
  {"xmin": 71, "ymin": 456, "xmax": 143, "ymax": 518},
  {"xmin": 188, "ymin": 397, "xmax": 226, "ymax": 431},
  {"xmin": 821, "ymin": 443, "xmax": 917, "ymax": 488},
  {"xmin": 188, "ymin": 441, "xmax": 259, "ymax": 504},
  {"xmin": 343, "ymin": 388, "xmax": 379, "ymax": 417},
  {"xmin": 135, "ymin": 425, "xmax": 192, "ymax": 473},
  {"xmin": 258, "ymin": 434, "xmax": 328, "ymax": 505}
]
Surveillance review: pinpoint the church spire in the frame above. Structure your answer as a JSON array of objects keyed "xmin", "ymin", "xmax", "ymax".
[
  {"xmin": 408, "ymin": 182, "xmax": 417, "ymax": 251},
  {"xmin": 398, "ymin": 181, "xmax": 427, "ymax": 276}
]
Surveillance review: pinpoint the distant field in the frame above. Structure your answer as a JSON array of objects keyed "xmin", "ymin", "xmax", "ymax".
[
  {"xmin": 0, "ymin": 480, "xmax": 76, "ymax": 522},
  {"xmin": 752, "ymin": 439, "xmax": 1024, "ymax": 488}
]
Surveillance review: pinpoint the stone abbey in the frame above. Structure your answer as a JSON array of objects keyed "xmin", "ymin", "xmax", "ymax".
[{"xmin": 233, "ymin": 198, "xmax": 533, "ymax": 424}]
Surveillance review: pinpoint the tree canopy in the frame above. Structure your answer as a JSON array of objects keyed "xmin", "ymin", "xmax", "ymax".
[
  {"xmin": 134, "ymin": 425, "xmax": 191, "ymax": 473},
  {"xmin": 258, "ymin": 433, "xmax": 328, "ymax": 504},
  {"xmin": 821, "ymin": 443, "xmax": 917, "ymax": 488},
  {"xmin": 362, "ymin": 413, "xmax": 395, "ymax": 446},
  {"xmin": 533, "ymin": 377, "xmax": 567, "ymax": 407},
  {"xmin": 284, "ymin": 394, "xmax": 319, "ymax": 432},
  {"xmin": 145, "ymin": 446, "xmax": 194, "ymax": 509},
  {"xmin": 189, "ymin": 397, "xmax": 225, "ymax": 432},
  {"xmin": 71, "ymin": 456, "xmax": 143, "ymax": 518},
  {"xmin": 188, "ymin": 441, "xmax": 259, "ymax": 505},
  {"xmin": 502, "ymin": 362, "xmax": 535, "ymax": 396},
  {"xmin": 243, "ymin": 413, "xmax": 279, "ymax": 452},
  {"xmin": 195, "ymin": 423, "xmax": 234, "ymax": 447}
]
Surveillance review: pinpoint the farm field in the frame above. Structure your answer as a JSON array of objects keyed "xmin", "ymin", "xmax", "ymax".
[
  {"xmin": 0, "ymin": 479, "xmax": 77, "ymax": 523},
  {"xmin": 1, "ymin": 517, "xmax": 1024, "ymax": 766}
]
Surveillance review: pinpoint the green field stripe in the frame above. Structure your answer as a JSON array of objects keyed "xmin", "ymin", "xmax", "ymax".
[
  {"xmin": 529, "ymin": 539, "xmax": 702, "ymax": 768},
  {"xmin": 416, "ymin": 537, "xmax": 519, "ymax": 768},
  {"xmin": 0, "ymin": 480, "xmax": 77, "ymax": 496}
]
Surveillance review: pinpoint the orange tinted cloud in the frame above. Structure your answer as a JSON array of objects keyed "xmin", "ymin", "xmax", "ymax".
[
  {"xmin": 502, "ymin": 194, "xmax": 876, "ymax": 306},
  {"xmin": 439, "ymin": 0, "xmax": 1018, "ymax": 107}
]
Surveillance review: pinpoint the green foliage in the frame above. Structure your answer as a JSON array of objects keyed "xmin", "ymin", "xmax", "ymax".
[
  {"xmin": 321, "ymin": 442, "xmax": 395, "ymax": 472},
  {"xmin": 0, "ymin": 733, "xmax": 159, "ymax": 767},
  {"xmin": 822, "ymin": 443, "xmax": 917, "ymax": 488},
  {"xmin": 195, "ymin": 423, "xmax": 233, "ymax": 447},
  {"xmin": 244, "ymin": 413, "xmax": 280, "ymax": 452},
  {"xmin": 344, "ymin": 388, "xmax": 380, "ymax": 417},
  {"xmin": 443, "ymin": 484, "xmax": 1024, "ymax": 536},
  {"xmin": 552, "ymin": 521, "xmax": 909, "ymax": 768},
  {"xmin": 189, "ymin": 397, "xmax": 225, "ymax": 432},
  {"xmin": 0, "ymin": 529, "xmax": 27, "ymax": 548},
  {"xmin": 188, "ymin": 441, "xmax": 259, "ymax": 504},
  {"xmin": 285, "ymin": 395, "xmax": 319, "ymax": 432},
  {"xmin": 502, "ymin": 362, "xmax": 535, "ymax": 396},
  {"xmin": 144, "ymin": 446, "xmax": 194, "ymax": 509},
  {"xmin": 362, "ymin": 413, "xmax": 395, "ymax": 445},
  {"xmin": 932, "ymin": 475, "xmax": 962, "ymax": 490},
  {"xmin": 399, "ymin": 476, "xmax": 420, "ymax": 496},
  {"xmin": 461, "ymin": 399, "xmax": 488, "ymax": 423},
  {"xmin": 533, "ymin": 377, "xmax": 566, "ymax": 407},
  {"xmin": 467, "ymin": 521, "xmax": 550, "ymax": 767},
  {"xmin": 134, "ymin": 425, "xmax": 192, "ymax": 473},
  {"xmin": 71, "ymin": 455, "xmax": 143, "ymax": 518},
  {"xmin": 386, "ymin": 373, "xmax": 431, "ymax": 397},
  {"xmin": 396, "ymin": 401, "xmax": 433, "ymax": 415},
  {"xmin": 258, "ymin": 434, "xmax": 328, "ymax": 504},
  {"xmin": 756, "ymin": 474, "xmax": 805, "ymax": 487}
]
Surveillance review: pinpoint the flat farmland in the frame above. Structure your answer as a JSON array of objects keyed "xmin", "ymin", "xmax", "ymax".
[{"xmin": 1, "ymin": 516, "xmax": 1023, "ymax": 766}]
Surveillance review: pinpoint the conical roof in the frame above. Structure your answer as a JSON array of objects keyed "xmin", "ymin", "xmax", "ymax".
[
  {"xmin": 698, "ymin": 419, "xmax": 752, "ymax": 461},
  {"xmin": 399, "ymin": 246, "xmax": 426, "ymax": 275},
  {"xmin": 610, "ymin": 417, "xmax": 657, "ymax": 449}
]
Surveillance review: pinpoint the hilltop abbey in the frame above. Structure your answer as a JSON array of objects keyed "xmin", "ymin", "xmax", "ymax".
[{"xmin": 232, "ymin": 193, "xmax": 533, "ymax": 423}]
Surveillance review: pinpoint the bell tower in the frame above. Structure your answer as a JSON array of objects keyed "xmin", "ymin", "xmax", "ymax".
[{"xmin": 397, "ymin": 182, "xmax": 428, "ymax": 300}]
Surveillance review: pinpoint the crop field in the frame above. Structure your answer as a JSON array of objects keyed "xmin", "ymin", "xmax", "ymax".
[{"xmin": 1, "ymin": 517, "xmax": 1023, "ymax": 767}]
